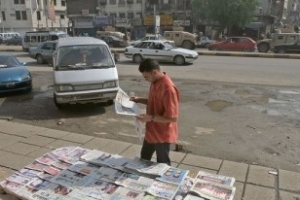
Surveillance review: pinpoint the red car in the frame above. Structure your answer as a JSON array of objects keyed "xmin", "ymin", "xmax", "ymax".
[{"xmin": 208, "ymin": 37, "xmax": 256, "ymax": 52}]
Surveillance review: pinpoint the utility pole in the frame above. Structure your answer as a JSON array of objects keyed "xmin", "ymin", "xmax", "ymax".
[
  {"xmin": 153, "ymin": 4, "xmax": 156, "ymax": 34},
  {"xmin": 0, "ymin": 0, "xmax": 4, "ymax": 32}
]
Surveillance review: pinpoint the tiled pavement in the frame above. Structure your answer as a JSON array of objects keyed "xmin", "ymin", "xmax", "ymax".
[{"xmin": 0, "ymin": 120, "xmax": 299, "ymax": 200}]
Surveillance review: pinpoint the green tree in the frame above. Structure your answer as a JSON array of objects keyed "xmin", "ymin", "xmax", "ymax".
[{"xmin": 192, "ymin": 0, "xmax": 259, "ymax": 37}]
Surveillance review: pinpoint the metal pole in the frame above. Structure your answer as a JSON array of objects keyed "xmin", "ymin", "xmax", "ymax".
[
  {"xmin": 153, "ymin": 4, "xmax": 156, "ymax": 34},
  {"xmin": 0, "ymin": 0, "xmax": 4, "ymax": 32}
]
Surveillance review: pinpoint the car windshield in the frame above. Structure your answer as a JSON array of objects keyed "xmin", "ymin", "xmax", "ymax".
[
  {"xmin": 56, "ymin": 45, "xmax": 114, "ymax": 70},
  {"xmin": 0, "ymin": 55, "xmax": 21, "ymax": 67},
  {"xmin": 163, "ymin": 42, "xmax": 175, "ymax": 49}
]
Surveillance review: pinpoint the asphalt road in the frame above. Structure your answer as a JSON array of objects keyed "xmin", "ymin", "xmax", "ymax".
[{"xmin": 1, "ymin": 52, "xmax": 300, "ymax": 172}]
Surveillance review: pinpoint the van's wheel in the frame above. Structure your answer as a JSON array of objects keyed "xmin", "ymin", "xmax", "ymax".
[
  {"xmin": 174, "ymin": 55, "xmax": 185, "ymax": 65},
  {"xmin": 257, "ymin": 43, "xmax": 269, "ymax": 52},
  {"xmin": 133, "ymin": 54, "xmax": 143, "ymax": 63},
  {"xmin": 36, "ymin": 54, "xmax": 44, "ymax": 64},
  {"xmin": 182, "ymin": 41, "xmax": 193, "ymax": 49}
]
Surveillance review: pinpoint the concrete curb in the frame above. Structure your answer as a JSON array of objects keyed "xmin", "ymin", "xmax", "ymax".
[{"xmin": 1, "ymin": 47, "xmax": 300, "ymax": 59}]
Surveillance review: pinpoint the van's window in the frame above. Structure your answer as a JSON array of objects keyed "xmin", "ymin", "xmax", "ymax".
[
  {"xmin": 24, "ymin": 36, "xmax": 30, "ymax": 42},
  {"xmin": 30, "ymin": 36, "xmax": 37, "ymax": 43},
  {"xmin": 56, "ymin": 45, "xmax": 114, "ymax": 70},
  {"xmin": 175, "ymin": 34, "xmax": 180, "ymax": 37},
  {"xmin": 41, "ymin": 43, "xmax": 52, "ymax": 50},
  {"xmin": 50, "ymin": 35, "xmax": 59, "ymax": 40},
  {"xmin": 277, "ymin": 36, "xmax": 284, "ymax": 40},
  {"xmin": 41, "ymin": 35, "xmax": 48, "ymax": 42}
]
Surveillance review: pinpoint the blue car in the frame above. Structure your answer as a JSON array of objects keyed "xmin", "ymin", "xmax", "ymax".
[{"xmin": 0, "ymin": 54, "xmax": 32, "ymax": 95}]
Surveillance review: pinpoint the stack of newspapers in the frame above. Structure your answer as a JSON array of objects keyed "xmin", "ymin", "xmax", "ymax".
[{"xmin": 0, "ymin": 146, "xmax": 236, "ymax": 200}]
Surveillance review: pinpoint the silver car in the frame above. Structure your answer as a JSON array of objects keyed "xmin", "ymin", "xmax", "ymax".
[
  {"xmin": 125, "ymin": 40, "xmax": 198, "ymax": 65},
  {"xmin": 29, "ymin": 41, "xmax": 57, "ymax": 64}
]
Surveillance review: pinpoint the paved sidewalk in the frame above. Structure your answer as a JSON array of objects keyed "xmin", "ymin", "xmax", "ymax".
[{"xmin": 0, "ymin": 120, "xmax": 299, "ymax": 200}]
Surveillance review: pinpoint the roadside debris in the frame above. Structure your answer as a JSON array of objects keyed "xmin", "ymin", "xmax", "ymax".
[
  {"xmin": 57, "ymin": 118, "xmax": 66, "ymax": 125},
  {"xmin": 0, "ymin": 116, "xmax": 13, "ymax": 121}
]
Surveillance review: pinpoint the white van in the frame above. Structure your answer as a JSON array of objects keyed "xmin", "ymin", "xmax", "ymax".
[
  {"xmin": 0, "ymin": 32, "xmax": 20, "ymax": 42},
  {"xmin": 22, "ymin": 31, "xmax": 68, "ymax": 52},
  {"xmin": 52, "ymin": 37, "xmax": 119, "ymax": 108}
]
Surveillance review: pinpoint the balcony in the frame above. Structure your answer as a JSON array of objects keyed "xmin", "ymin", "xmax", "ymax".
[
  {"xmin": 99, "ymin": 0, "xmax": 107, "ymax": 5},
  {"xmin": 127, "ymin": 0, "xmax": 134, "ymax": 4}
]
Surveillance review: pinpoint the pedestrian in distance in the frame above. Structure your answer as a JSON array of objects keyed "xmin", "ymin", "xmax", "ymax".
[{"xmin": 130, "ymin": 58, "xmax": 180, "ymax": 166}]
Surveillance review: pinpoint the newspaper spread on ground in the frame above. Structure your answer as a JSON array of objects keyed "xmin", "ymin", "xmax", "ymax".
[
  {"xmin": 146, "ymin": 180, "xmax": 179, "ymax": 200},
  {"xmin": 0, "ymin": 146, "xmax": 237, "ymax": 200},
  {"xmin": 189, "ymin": 179, "xmax": 236, "ymax": 200},
  {"xmin": 125, "ymin": 157, "xmax": 170, "ymax": 177},
  {"xmin": 156, "ymin": 167, "xmax": 189, "ymax": 185},
  {"xmin": 172, "ymin": 176, "xmax": 194, "ymax": 200},
  {"xmin": 115, "ymin": 173, "xmax": 154, "ymax": 192},
  {"xmin": 60, "ymin": 147, "xmax": 90, "ymax": 164},
  {"xmin": 115, "ymin": 88, "xmax": 144, "ymax": 141},
  {"xmin": 195, "ymin": 171, "xmax": 235, "ymax": 187},
  {"xmin": 109, "ymin": 187, "xmax": 145, "ymax": 200}
]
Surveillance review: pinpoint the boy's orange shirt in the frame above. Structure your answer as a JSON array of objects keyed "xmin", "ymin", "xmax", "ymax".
[{"xmin": 145, "ymin": 74, "xmax": 179, "ymax": 143}]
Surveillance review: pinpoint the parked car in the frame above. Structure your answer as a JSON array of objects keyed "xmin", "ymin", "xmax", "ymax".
[
  {"xmin": 208, "ymin": 37, "xmax": 256, "ymax": 52},
  {"xmin": 124, "ymin": 40, "xmax": 198, "ymax": 65},
  {"xmin": 273, "ymin": 39, "xmax": 300, "ymax": 53},
  {"xmin": 101, "ymin": 36, "xmax": 127, "ymax": 47},
  {"xmin": 199, "ymin": 36, "xmax": 215, "ymax": 48},
  {"xmin": 5, "ymin": 36, "xmax": 22, "ymax": 45},
  {"xmin": 0, "ymin": 54, "xmax": 32, "ymax": 95},
  {"xmin": 0, "ymin": 38, "xmax": 2, "ymax": 44},
  {"xmin": 29, "ymin": 41, "xmax": 56, "ymax": 64}
]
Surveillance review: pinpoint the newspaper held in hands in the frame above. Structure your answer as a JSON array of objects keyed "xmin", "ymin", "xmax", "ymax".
[
  {"xmin": 115, "ymin": 88, "xmax": 140, "ymax": 116},
  {"xmin": 189, "ymin": 179, "xmax": 236, "ymax": 200},
  {"xmin": 195, "ymin": 171, "xmax": 235, "ymax": 187}
]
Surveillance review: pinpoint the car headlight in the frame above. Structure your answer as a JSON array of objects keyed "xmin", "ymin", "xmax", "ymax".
[
  {"xmin": 103, "ymin": 81, "xmax": 116, "ymax": 88},
  {"xmin": 21, "ymin": 74, "xmax": 31, "ymax": 81},
  {"xmin": 55, "ymin": 85, "xmax": 73, "ymax": 92}
]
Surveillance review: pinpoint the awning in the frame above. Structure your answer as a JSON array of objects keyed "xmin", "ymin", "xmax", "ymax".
[{"xmin": 245, "ymin": 22, "xmax": 264, "ymax": 30}]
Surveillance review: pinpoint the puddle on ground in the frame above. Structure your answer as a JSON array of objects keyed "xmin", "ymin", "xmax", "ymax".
[{"xmin": 205, "ymin": 100, "xmax": 233, "ymax": 112}]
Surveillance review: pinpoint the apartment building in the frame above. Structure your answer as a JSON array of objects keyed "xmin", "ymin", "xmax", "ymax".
[
  {"xmin": 0, "ymin": 0, "xmax": 68, "ymax": 35},
  {"xmin": 66, "ymin": 0, "xmax": 145, "ymax": 38}
]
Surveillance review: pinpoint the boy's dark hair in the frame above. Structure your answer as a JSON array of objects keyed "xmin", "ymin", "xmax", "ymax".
[{"xmin": 138, "ymin": 58, "xmax": 160, "ymax": 73}]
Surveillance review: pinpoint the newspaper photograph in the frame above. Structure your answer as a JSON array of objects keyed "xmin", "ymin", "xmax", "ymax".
[
  {"xmin": 68, "ymin": 161, "xmax": 101, "ymax": 176},
  {"xmin": 115, "ymin": 88, "xmax": 140, "ymax": 116},
  {"xmin": 37, "ymin": 173, "xmax": 54, "ymax": 182},
  {"xmin": 195, "ymin": 171, "xmax": 235, "ymax": 187},
  {"xmin": 60, "ymin": 147, "xmax": 90, "ymax": 164},
  {"xmin": 50, "ymin": 169, "xmax": 90, "ymax": 188},
  {"xmin": 43, "ymin": 166, "xmax": 61, "ymax": 176},
  {"xmin": 156, "ymin": 167, "xmax": 189, "ymax": 185},
  {"xmin": 15, "ymin": 168, "xmax": 42, "ymax": 178},
  {"xmin": 147, "ymin": 180, "xmax": 179, "ymax": 200},
  {"xmin": 189, "ymin": 179, "xmax": 236, "ymax": 200},
  {"xmin": 95, "ymin": 167, "xmax": 124, "ymax": 183},
  {"xmin": 171, "ymin": 176, "xmax": 194, "ymax": 200},
  {"xmin": 77, "ymin": 178, "xmax": 119, "ymax": 200},
  {"xmin": 36, "ymin": 153, "xmax": 58, "ymax": 165},
  {"xmin": 25, "ymin": 161, "xmax": 49, "ymax": 171},
  {"xmin": 6, "ymin": 174, "xmax": 33, "ymax": 185},
  {"xmin": 0, "ymin": 180, "xmax": 23, "ymax": 193},
  {"xmin": 109, "ymin": 187, "xmax": 145, "ymax": 200},
  {"xmin": 81, "ymin": 149, "xmax": 113, "ymax": 167}
]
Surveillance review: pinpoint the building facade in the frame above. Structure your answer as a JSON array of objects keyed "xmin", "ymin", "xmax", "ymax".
[
  {"xmin": 66, "ymin": 0, "xmax": 145, "ymax": 38},
  {"xmin": 0, "ymin": 0, "xmax": 68, "ymax": 35}
]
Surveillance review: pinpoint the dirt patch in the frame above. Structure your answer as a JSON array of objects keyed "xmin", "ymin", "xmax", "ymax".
[{"xmin": 205, "ymin": 100, "xmax": 233, "ymax": 112}]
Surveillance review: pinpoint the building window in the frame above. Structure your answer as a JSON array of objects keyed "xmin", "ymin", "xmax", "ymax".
[
  {"xmin": 14, "ymin": 0, "xmax": 19, "ymax": 4},
  {"xmin": 20, "ymin": 0, "xmax": 25, "ymax": 4},
  {"xmin": 16, "ymin": 11, "xmax": 21, "ymax": 20},
  {"xmin": 110, "ymin": 13, "xmax": 116, "ymax": 18},
  {"xmin": 15, "ymin": 11, "xmax": 27, "ymax": 20},
  {"xmin": 110, "ymin": 0, "xmax": 116, "ymax": 4},
  {"xmin": 61, "ymin": 0, "xmax": 66, "ymax": 6},
  {"xmin": 137, "ymin": 0, "xmax": 141, "ymax": 2},
  {"xmin": 119, "ymin": 12, "xmax": 125, "ymax": 18},
  {"xmin": 1, "ymin": 11, "xmax": 5, "ymax": 21},
  {"xmin": 127, "ymin": 12, "xmax": 134, "ymax": 19},
  {"xmin": 53, "ymin": 0, "xmax": 57, "ymax": 6},
  {"xmin": 22, "ymin": 11, "xmax": 27, "ymax": 20},
  {"xmin": 37, "ymin": 11, "xmax": 41, "ymax": 20},
  {"xmin": 136, "ymin": 12, "xmax": 141, "ymax": 17},
  {"xmin": 14, "ymin": 0, "xmax": 25, "ymax": 4},
  {"xmin": 60, "ymin": 15, "xmax": 65, "ymax": 19},
  {"xmin": 119, "ymin": 0, "xmax": 125, "ymax": 4}
]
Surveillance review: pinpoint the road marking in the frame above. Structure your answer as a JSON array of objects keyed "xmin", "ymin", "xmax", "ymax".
[{"xmin": 0, "ymin": 98, "xmax": 5, "ymax": 107}]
